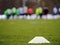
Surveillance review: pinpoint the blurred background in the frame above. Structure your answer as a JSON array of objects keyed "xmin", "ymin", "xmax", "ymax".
[{"xmin": 0, "ymin": 0, "xmax": 60, "ymax": 14}]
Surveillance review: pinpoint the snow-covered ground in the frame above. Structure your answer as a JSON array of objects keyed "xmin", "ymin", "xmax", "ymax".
[{"xmin": 0, "ymin": 14, "xmax": 60, "ymax": 20}]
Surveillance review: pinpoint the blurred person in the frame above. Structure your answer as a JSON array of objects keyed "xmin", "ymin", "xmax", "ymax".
[
  {"xmin": 12, "ymin": 7, "xmax": 17, "ymax": 18},
  {"xmin": 53, "ymin": 6, "xmax": 58, "ymax": 15},
  {"xmin": 39, "ymin": 7, "xmax": 43, "ymax": 18},
  {"xmin": 28, "ymin": 8, "xmax": 33, "ymax": 16},
  {"xmin": 35, "ymin": 7, "xmax": 43, "ymax": 19},
  {"xmin": 16, "ymin": 8, "xmax": 20, "ymax": 16},
  {"xmin": 18, "ymin": 7, "xmax": 24, "ymax": 16},
  {"xmin": 58, "ymin": 7, "xmax": 60, "ymax": 15},
  {"xmin": 35, "ymin": 8, "xmax": 40, "ymax": 19},
  {"xmin": 35, "ymin": 8, "xmax": 40, "ymax": 15},
  {"xmin": 23, "ymin": 6, "xmax": 28, "ymax": 16},
  {"xmin": 4, "ymin": 9, "xmax": 11, "ymax": 19},
  {"xmin": 43, "ymin": 7, "xmax": 49, "ymax": 15}
]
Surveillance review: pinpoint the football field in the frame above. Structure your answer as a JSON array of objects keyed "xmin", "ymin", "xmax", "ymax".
[{"xmin": 0, "ymin": 19, "xmax": 60, "ymax": 45}]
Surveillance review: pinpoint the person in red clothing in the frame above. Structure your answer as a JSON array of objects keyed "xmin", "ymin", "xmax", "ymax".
[{"xmin": 28, "ymin": 8, "xmax": 33, "ymax": 16}]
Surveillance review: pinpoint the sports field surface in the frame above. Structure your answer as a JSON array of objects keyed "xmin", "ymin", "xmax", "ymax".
[{"xmin": 0, "ymin": 19, "xmax": 60, "ymax": 45}]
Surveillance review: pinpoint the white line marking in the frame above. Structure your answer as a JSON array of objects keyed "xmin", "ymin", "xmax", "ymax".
[{"xmin": 28, "ymin": 36, "xmax": 50, "ymax": 44}]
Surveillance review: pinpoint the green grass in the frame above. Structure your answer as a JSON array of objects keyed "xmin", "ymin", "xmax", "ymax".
[{"xmin": 0, "ymin": 19, "xmax": 60, "ymax": 45}]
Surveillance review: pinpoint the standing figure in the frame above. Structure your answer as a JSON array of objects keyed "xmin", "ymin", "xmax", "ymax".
[
  {"xmin": 53, "ymin": 6, "xmax": 58, "ymax": 15},
  {"xmin": 4, "ymin": 9, "xmax": 11, "ymax": 19},
  {"xmin": 18, "ymin": 7, "xmax": 24, "ymax": 16},
  {"xmin": 58, "ymin": 7, "xmax": 60, "ymax": 15},
  {"xmin": 28, "ymin": 8, "xmax": 33, "ymax": 16},
  {"xmin": 39, "ymin": 7, "xmax": 43, "ymax": 18},
  {"xmin": 43, "ymin": 7, "xmax": 49, "ymax": 15},
  {"xmin": 35, "ymin": 7, "xmax": 43, "ymax": 19},
  {"xmin": 16, "ymin": 8, "xmax": 20, "ymax": 16},
  {"xmin": 12, "ymin": 7, "xmax": 17, "ymax": 18},
  {"xmin": 23, "ymin": 6, "xmax": 28, "ymax": 16}
]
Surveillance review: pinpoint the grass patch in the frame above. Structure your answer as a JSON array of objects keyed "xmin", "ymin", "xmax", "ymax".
[{"xmin": 0, "ymin": 19, "xmax": 60, "ymax": 45}]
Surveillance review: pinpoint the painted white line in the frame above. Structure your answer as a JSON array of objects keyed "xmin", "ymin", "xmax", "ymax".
[{"xmin": 28, "ymin": 36, "xmax": 50, "ymax": 44}]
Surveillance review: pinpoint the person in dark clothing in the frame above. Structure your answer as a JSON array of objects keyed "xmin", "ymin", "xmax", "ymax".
[
  {"xmin": 43, "ymin": 7, "xmax": 49, "ymax": 15},
  {"xmin": 58, "ymin": 7, "xmax": 60, "ymax": 15}
]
